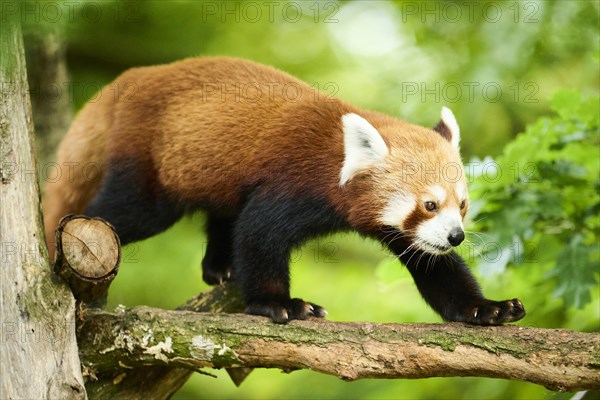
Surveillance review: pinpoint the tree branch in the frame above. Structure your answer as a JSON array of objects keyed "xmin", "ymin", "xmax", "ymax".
[{"xmin": 77, "ymin": 299, "xmax": 599, "ymax": 393}]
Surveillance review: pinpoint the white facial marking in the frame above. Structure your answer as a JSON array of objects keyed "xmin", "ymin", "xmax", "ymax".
[
  {"xmin": 456, "ymin": 182, "xmax": 465, "ymax": 201},
  {"xmin": 441, "ymin": 106, "xmax": 460, "ymax": 149},
  {"xmin": 379, "ymin": 192, "xmax": 416, "ymax": 228},
  {"xmin": 429, "ymin": 185, "xmax": 447, "ymax": 205},
  {"xmin": 415, "ymin": 208, "xmax": 464, "ymax": 255},
  {"xmin": 339, "ymin": 113, "xmax": 389, "ymax": 187}
]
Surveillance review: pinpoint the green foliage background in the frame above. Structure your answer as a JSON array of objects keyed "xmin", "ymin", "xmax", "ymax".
[{"xmin": 23, "ymin": 1, "xmax": 599, "ymax": 399}]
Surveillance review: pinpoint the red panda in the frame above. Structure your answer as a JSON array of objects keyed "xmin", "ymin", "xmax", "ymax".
[{"xmin": 43, "ymin": 57, "xmax": 525, "ymax": 324}]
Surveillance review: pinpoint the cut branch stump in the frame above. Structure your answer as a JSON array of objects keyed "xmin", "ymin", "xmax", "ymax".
[{"xmin": 54, "ymin": 215, "xmax": 121, "ymax": 308}]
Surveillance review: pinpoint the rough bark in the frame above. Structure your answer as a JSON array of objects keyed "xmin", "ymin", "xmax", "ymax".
[
  {"xmin": 0, "ymin": 16, "xmax": 86, "ymax": 399},
  {"xmin": 77, "ymin": 291, "xmax": 600, "ymax": 393}
]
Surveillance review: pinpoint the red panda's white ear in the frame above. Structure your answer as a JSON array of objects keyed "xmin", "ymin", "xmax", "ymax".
[
  {"xmin": 340, "ymin": 113, "xmax": 389, "ymax": 187},
  {"xmin": 433, "ymin": 106, "xmax": 460, "ymax": 150}
]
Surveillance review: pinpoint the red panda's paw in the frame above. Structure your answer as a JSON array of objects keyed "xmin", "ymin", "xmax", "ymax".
[
  {"xmin": 202, "ymin": 266, "xmax": 233, "ymax": 286},
  {"xmin": 467, "ymin": 298, "xmax": 526, "ymax": 325},
  {"xmin": 245, "ymin": 298, "xmax": 327, "ymax": 324}
]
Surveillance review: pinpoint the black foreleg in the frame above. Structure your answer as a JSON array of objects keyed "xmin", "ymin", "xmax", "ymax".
[{"xmin": 389, "ymin": 239, "xmax": 525, "ymax": 325}]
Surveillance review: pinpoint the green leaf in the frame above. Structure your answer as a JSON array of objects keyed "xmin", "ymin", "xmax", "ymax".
[
  {"xmin": 550, "ymin": 90, "xmax": 600, "ymax": 126},
  {"xmin": 550, "ymin": 235, "xmax": 598, "ymax": 308}
]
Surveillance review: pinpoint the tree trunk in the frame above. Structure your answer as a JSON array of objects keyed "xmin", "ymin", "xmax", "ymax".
[{"xmin": 0, "ymin": 16, "xmax": 86, "ymax": 399}]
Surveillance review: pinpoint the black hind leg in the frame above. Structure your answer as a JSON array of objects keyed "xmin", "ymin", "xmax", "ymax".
[
  {"xmin": 84, "ymin": 161, "xmax": 184, "ymax": 245},
  {"xmin": 202, "ymin": 215, "xmax": 235, "ymax": 285}
]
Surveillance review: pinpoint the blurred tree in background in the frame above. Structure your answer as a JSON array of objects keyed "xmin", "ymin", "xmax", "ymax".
[{"xmin": 19, "ymin": 1, "xmax": 599, "ymax": 399}]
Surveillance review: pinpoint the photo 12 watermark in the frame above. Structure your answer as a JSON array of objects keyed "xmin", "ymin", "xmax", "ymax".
[
  {"xmin": 2, "ymin": 158, "xmax": 541, "ymax": 187},
  {"xmin": 400, "ymin": 81, "xmax": 539, "ymax": 104},
  {"xmin": 399, "ymin": 2, "xmax": 540, "ymax": 24},
  {"xmin": 1, "ymin": 1, "xmax": 142, "ymax": 24},
  {"xmin": 1, "ymin": 321, "xmax": 76, "ymax": 344},
  {"xmin": 198, "ymin": 1, "xmax": 339, "ymax": 24}
]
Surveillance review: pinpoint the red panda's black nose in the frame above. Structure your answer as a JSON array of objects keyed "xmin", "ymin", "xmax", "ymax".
[{"xmin": 448, "ymin": 228, "xmax": 465, "ymax": 247}]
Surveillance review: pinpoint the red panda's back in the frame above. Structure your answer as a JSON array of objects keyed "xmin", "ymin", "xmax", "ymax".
[{"xmin": 107, "ymin": 57, "xmax": 350, "ymax": 205}]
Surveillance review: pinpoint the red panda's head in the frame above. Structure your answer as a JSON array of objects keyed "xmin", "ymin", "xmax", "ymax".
[{"xmin": 340, "ymin": 107, "xmax": 468, "ymax": 255}]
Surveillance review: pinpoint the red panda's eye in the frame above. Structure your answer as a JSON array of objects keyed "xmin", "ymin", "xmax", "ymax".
[
  {"xmin": 460, "ymin": 200, "xmax": 466, "ymax": 209},
  {"xmin": 424, "ymin": 201, "xmax": 437, "ymax": 212}
]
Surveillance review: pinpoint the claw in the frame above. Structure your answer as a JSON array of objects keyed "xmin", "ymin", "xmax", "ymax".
[{"xmin": 246, "ymin": 299, "xmax": 327, "ymax": 323}]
